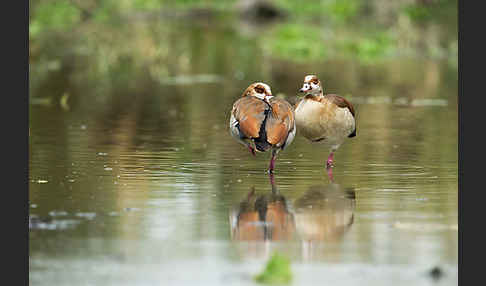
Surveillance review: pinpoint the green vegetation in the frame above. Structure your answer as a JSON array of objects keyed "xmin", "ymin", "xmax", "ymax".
[
  {"xmin": 402, "ymin": 0, "xmax": 457, "ymax": 26},
  {"xmin": 403, "ymin": 4, "xmax": 432, "ymax": 23},
  {"xmin": 264, "ymin": 23, "xmax": 327, "ymax": 62},
  {"xmin": 29, "ymin": 0, "xmax": 81, "ymax": 37},
  {"xmin": 255, "ymin": 253, "xmax": 293, "ymax": 284},
  {"xmin": 340, "ymin": 32, "xmax": 394, "ymax": 63},
  {"xmin": 261, "ymin": 23, "xmax": 396, "ymax": 63},
  {"xmin": 275, "ymin": 0, "xmax": 361, "ymax": 22},
  {"xmin": 29, "ymin": 0, "xmax": 457, "ymax": 65}
]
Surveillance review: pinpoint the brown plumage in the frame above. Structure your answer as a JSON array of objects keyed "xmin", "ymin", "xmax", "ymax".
[
  {"xmin": 229, "ymin": 82, "xmax": 296, "ymax": 173},
  {"xmin": 265, "ymin": 99, "xmax": 296, "ymax": 146},
  {"xmin": 324, "ymin": 94, "xmax": 356, "ymax": 118},
  {"xmin": 232, "ymin": 96, "xmax": 267, "ymax": 139},
  {"xmin": 295, "ymin": 75, "xmax": 356, "ymax": 170}
]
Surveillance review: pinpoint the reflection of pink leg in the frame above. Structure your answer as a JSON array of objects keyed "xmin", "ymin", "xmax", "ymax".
[
  {"xmin": 326, "ymin": 152, "xmax": 334, "ymax": 169},
  {"xmin": 327, "ymin": 166, "xmax": 334, "ymax": 182},
  {"xmin": 268, "ymin": 172, "xmax": 275, "ymax": 188},
  {"xmin": 247, "ymin": 188, "xmax": 256, "ymax": 200}
]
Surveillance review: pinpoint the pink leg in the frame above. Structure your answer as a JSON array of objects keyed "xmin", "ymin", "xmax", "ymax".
[
  {"xmin": 326, "ymin": 152, "xmax": 334, "ymax": 169},
  {"xmin": 268, "ymin": 151, "xmax": 277, "ymax": 173},
  {"xmin": 247, "ymin": 145, "xmax": 256, "ymax": 156}
]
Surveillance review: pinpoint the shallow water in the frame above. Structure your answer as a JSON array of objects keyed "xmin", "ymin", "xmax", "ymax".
[{"xmin": 29, "ymin": 16, "xmax": 457, "ymax": 286}]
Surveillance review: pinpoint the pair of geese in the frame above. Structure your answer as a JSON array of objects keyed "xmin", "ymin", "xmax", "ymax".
[{"xmin": 230, "ymin": 75, "xmax": 356, "ymax": 173}]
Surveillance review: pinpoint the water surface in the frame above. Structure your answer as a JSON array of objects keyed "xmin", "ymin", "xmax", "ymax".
[{"xmin": 29, "ymin": 15, "xmax": 457, "ymax": 286}]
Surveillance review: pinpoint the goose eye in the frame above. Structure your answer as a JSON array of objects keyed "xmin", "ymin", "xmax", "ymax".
[{"xmin": 255, "ymin": 87, "xmax": 264, "ymax": 93}]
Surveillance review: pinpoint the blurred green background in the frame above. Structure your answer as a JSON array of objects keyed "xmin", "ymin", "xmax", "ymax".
[{"xmin": 30, "ymin": 0, "xmax": 457, "ymax": 105}]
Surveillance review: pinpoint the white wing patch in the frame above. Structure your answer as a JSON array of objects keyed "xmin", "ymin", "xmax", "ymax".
[
  {"xmin": 229, "ymin": 113, "xmax": 240, "ymax": 138},
  {"xmin": 229, "ymin": 113, "xmax": 249, "ymax": 147},
  {"xmin": 283, "ymin": 121, "xmax": 296, "ymax": 149}
]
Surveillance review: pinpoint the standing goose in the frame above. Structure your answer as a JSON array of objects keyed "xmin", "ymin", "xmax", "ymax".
[
  {"xmin": 294, "ymin": 75, "xmax": 356, "ymax": 169},
  {"xmin": 229, "ymin": 82, "xmax": 296, "ymax": 173}
]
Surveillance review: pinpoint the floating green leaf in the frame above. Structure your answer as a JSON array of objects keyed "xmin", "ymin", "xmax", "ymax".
[{"xmin": 255, "ymin": 253, "xmax": 292, "ymax": 284}]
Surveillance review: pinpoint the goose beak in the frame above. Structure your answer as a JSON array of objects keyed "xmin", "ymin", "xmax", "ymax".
[{"xmin": 264, "ymin": 96, "xmax": 272, "ymax": 105}]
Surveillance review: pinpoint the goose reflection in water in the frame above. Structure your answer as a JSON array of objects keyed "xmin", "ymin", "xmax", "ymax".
[
  {"xmin": 293, "ymin": 183, "xmax": 356, "ymax": 260},
  {"xmin": 229, "ymin": 175, "xmax": 356, "ymax": 260},
  {"xmin": 229, "ymin": 176, "xmax": 295, "ymax": 242}
]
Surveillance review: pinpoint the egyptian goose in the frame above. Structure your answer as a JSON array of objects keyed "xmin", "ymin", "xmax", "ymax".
[
  {"xmin": 294, "ymin": 75, "xmax": 356, "ymax": 169},
  {"xmin": 229, "ymin": 82, "xmax": 296, "ymax": 173}
]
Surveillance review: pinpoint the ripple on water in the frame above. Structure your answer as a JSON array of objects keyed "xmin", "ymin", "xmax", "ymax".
[
  {"xmin": 75, "ymin": 212, "xmax": 97, "ymax": 220},
  {"xmin": 29, "ymin": 216, "xmax": 81, "ymax": 230}
]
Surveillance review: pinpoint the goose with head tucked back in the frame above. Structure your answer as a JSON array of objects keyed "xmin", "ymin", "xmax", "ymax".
[
  {"xmin": 294, "ymin": 75, "xmax": 356, "ymax": 169},
  {"xmin": 229, "ymin": 82, "xmax": 296, "ymax": 173}
]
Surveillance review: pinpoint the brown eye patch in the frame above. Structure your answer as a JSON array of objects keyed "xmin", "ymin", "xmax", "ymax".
[
  {"xmin": 254, "ymin": 86, "xmax": 265, "ymax": 94},
  {"xmin": 311, "ymin": 78, "xmax": 319, "ymax": 85}
]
